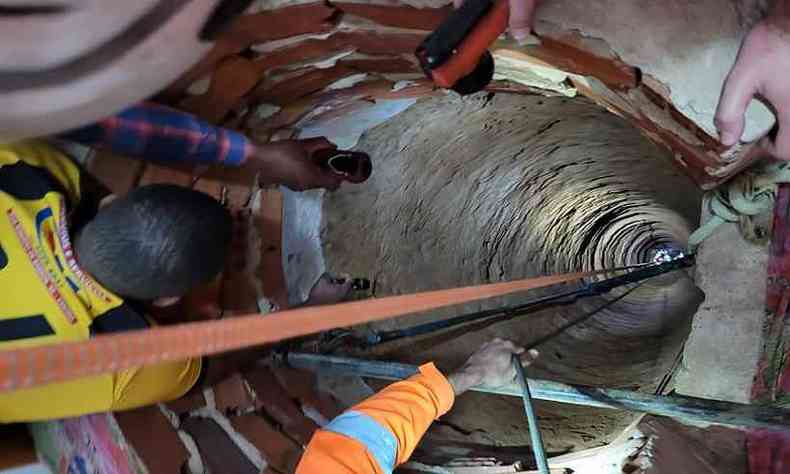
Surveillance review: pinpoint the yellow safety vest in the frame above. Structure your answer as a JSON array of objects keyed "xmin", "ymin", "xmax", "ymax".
[{"xmin": 0, "ymin": 141, "xmax": 200, "ymax": 422}]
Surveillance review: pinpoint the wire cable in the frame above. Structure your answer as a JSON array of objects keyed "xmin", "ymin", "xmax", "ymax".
[{"xmin": 365, "ymin": 256, "xmax": 693, "ymax": 347}]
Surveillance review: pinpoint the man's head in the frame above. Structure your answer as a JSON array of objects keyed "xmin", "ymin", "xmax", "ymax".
[
  {"xmin": 74, "ymin": 184, "xmax": 232, "ymax": 302},
  {"xmin": 0, "ymin": 0, "xmax": 254, "ymax": 141}
]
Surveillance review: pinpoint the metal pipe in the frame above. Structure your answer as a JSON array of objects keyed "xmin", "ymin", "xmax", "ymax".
[
  {"xmin": 286, "ymin": 352, "xmax": 790, "ymax": 431},
  {"xmin": 513, "ymin": 355, "xmax": 550, "ymax": 474}
]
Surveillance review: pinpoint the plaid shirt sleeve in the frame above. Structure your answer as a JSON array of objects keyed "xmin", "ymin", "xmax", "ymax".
[{"xmin": 61, "ymin": 102, "xmax": 252, "ymax": 167}]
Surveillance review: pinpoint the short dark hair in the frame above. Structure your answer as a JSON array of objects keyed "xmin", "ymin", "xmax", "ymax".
[{"xmin": 75, "ymin": 184, "xmax": 232, "ymax": 300}]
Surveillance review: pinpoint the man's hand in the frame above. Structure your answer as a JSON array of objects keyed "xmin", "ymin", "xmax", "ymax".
[
  {"xmin": 716, "ymin": 18, "xmax": 790, "ymax": 159},
  {"xmin": 452, "ymin": 0, "xmax": 540, "ymax": 44},
  {"xmin": 447, "ymin": 338, "xmax": 539, "ymax": 395},
  {"xmin": 250, "ymin": 137, "xmax": 344, "ymax": 191}
]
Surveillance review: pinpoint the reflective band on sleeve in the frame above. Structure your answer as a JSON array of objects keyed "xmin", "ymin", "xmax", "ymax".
[{"xmin": 325, "ymin": 410, "xmax": 397, "ymax": 474}]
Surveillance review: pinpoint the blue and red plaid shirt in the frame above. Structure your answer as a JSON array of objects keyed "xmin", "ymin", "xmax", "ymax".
[{"xmin": 62, "ymin": 102, "xmax": 252, "ymax": 166}]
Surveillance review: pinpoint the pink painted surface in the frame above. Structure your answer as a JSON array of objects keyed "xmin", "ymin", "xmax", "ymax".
[
  {"xmin": 62, "ymin": 415, "xmax": 134, "ymax": 474},
  {"xmin": 748, "ymin": 429, "xmax": 790, "ymax": 474},
  {"xmin": 32, "ymin": 413, "xmax": 140, "ymax": 474},
  {"xmin": 750, "ymin": 183, "xmax": 790, "ymax": 474}
]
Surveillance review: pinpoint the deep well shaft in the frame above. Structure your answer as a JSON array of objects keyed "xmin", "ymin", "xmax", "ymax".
[{"xmin": 322, "ymin": 92, "xmax": 705, "ymax": 449}]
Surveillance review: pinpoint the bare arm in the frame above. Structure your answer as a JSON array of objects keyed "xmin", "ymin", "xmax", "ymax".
[{"xmin": 63, "ymin": 102, "xmax": 343, "ymax": 191}]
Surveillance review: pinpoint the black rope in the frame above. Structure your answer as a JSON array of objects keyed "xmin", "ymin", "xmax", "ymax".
[
  {"xmin": 523, "ymin": 282, "xmax": 643, "ymax": 350},
  {"xmin": 364, "ymin": 255, "xmax": 694, "ymax": 347},
  {"xmin": 371, "ymin": 286, "xmax": 586, "ymax": 345}
]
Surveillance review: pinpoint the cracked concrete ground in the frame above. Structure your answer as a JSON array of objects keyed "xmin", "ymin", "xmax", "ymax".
[{"xmin": 675, "ymin": 217, "xmax": 768, "ymax": 403}]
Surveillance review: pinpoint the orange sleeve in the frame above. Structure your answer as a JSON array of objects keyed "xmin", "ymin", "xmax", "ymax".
[{"xmin": 296, "ymin": 363, "xmax": 455, "ymax": 473}]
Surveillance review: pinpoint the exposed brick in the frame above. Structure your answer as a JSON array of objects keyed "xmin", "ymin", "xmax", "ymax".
[
  {"xmin": 252, "ymin": 37, "xmax": 356, "ymax": 74},
  {"xmin": 252, "ymin": 65, "xmax": 357, "ymax": 106},
  {"xmin": 115, "ymin": 406, "xmax": 188, "ymax": 473},
  {"xmin": 161, "ymin": 39, "xmax": 242, "ymax": 101},
  {"xmin": 225, "ymin": 3, "xmax": 337, "ymax": 45},
  {"xmin": 163, "ymin": 3, "xmax": 337, "ymax": 99},
  {"xmin": 166, "ymin": 390, "xmax": 207, "ymax": 417},
  {"xmin": 193, "ymin": 166, "xmax": 256, "ymax": 209},
  {"xmin": 248, "ymin": 95, "xmax": 322, "ymax": 132},
  {"xmin": 254, "ymin": 30, "xmax": 425, "ymax": 71},
  {"xmin": 182, "ymin": 416, "xmax": 258, "ymax": 474},
  {"xmin": 293, "ymin": 79, "xmax": 437, "ymax": 131},
  {"xmin": 334, "ymin": 3, "xmax": 451, "ymax": 31},
  {"xmin": 320, "ymin": 77, "xmax": 434, "ymax": 101},
  {"xmin": 333, "ymin": 31, "xmax": 424, "ymax": 55},
  {"xmin": 647, "ymin": 128, "xmax": 719, "ymax": 188},
  {"xmin": 194, "ymin": 160, "xmax": 257, "ymax": 199},
  {"xmin": 248, "ymin": 78, "xmax": 437, "ymax": 133},
  {"xmin": 87, "ymin": 151, "xmax": 143, "ymax": 195},
  {"xmin": 639, "ymin": 80, "xmax": 725, "ymax": 154},
  {"xmin": 570, "ymin": 77, "xmax": 726, "ymax": 189},
  {"xmin": 257, "ymin": 188, "xmax": 290, "ymax": 309},
  {"xmin": 231, "ymin": 414, "xmax": 304, "ymax": 472},
  {"xmin": 189, "ymin": 9, "xmax": 424, "ymax": 83},
  {"xmin": 524, "ymin": 35, "xmax": 639, "ymax": 91},
  {"xmin": 271, "ymin": 367, "xmax": 343, "ymax": 421},
  {"xmin": 340, "ymin": 56, "xmax": 420, "ymax": 74},
  {"xmin": 180, "ymin": 56, "xmax": 262, "ymax": 124},
  {"xmin": 214, "ymin": 373, "xmax": 255, "ymax": 414},
  {"xmin": 222, "ymin": 209, "xmax": 261, "ymax": 313},
  {"xmin": 245, "ymin": 367, "xmax": 320, "ymax": 445}
]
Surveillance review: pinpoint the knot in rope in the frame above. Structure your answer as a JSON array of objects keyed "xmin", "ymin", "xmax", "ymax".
[{"xmin": 688, "ymin": 161, "xmax": 790, "ymax": 250}]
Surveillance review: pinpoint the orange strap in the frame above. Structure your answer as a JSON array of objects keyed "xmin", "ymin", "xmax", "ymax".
[{"xmin": 0, "ymin": 271, "xmax": 599, "ymax": 393}]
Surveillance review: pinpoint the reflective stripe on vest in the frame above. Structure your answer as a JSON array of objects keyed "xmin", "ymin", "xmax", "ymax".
[{"xmin": 325, "ymin": 410, "xmax": 398, "ymax": 474}]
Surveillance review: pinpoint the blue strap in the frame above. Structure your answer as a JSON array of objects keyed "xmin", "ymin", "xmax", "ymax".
[{"xmin": 325, "ymin": 410, "xmax": 398, "ymax": 473}]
